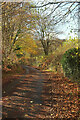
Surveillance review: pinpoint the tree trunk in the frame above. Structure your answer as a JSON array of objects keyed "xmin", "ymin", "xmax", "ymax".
[
  {"xmin": 44, "ymin": 47, "xmax": 48, "ymax": 55},
  {"xmin": 40, "ymin": 39, "xmax": 49, "ymax": 56}
]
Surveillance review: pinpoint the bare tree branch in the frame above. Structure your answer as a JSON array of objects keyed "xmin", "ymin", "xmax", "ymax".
[
  {"xmin": 48, "ymin": 3, "xmax": 78, "ymax": 25},
  {"xmin": 45, "ymin": 3, "xmax": 62, "ymax": 18},
  {"xmin": 29, "ymin": 1, "xmax": 80, "ymax": 8}
]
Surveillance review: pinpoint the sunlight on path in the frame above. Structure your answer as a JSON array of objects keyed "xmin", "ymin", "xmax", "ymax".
[
  {"xmin": 2, "ymin": 66, "xmax": 46, "ymax": 118},
  {"xmin": 2, "ymin": 66, "xmax": 79, "ymax": 119}
]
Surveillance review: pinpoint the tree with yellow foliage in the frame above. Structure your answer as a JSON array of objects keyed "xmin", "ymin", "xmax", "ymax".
[{"xmin": 2, "ymin": 2, "xmax": 38, "ymax": 67}]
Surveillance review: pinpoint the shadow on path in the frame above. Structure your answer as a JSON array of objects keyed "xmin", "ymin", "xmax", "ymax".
[
  {"xmin": 2, "ymin": 66, "xmax": 45, "ymax": 119},
  {"xmin": 2, "ymin": 66, "xmax": 79, "ymax": 119}
]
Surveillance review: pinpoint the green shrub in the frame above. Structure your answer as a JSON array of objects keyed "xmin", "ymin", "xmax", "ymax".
[
  {"xmin": 16, "ymin": 53, "xmax": 23, "ymax": 58},
  {"xmin": 61, "ymin": 48, "xmax": 80, "ymax": 82},
  {"xmin": 7, "ymin": 65, "xmax": 12, "ymax": 69}
]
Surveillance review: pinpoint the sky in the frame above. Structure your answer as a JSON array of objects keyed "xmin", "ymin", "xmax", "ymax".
[
  {"xmin": 32, "ymin": 0, "xmax": 78, "ymax": 40},
  {"xmin": 1, "ymin": 0, "xmax": 79, "ymax": 39}
]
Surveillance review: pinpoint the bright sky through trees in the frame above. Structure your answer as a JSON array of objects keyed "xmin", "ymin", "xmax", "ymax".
[
  {"xmin": 1, "ymin": 0, "xmax": 79, "ymax": 39},
  {"xmin": 32, "ymin": 0, "xmax": 78, "ymax": 39}
]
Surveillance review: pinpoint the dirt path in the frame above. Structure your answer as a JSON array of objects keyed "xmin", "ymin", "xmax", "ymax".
[
  {"xmin": 2, "ymin": 66, "xmax": 79, "ymax": 119},
  {"xmin": 2, "ymin": 66, "xmax": 45, "ymax": 119}
]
